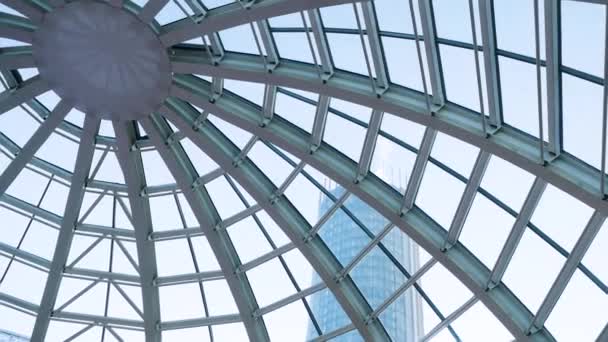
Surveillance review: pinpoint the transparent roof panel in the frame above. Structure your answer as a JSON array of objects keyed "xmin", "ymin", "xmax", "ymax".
[{"xmin": 0, "ymin": 0, "xmax": 606, "ymax": 341}]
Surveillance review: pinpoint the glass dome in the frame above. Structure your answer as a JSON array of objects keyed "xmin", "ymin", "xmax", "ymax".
[{"xmin": 0, "ymin": 0, "xmax": 606, "ymax": 341}]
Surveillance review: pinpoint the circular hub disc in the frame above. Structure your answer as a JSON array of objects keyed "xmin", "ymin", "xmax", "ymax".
[{"xmin": 33, "ymin": 0, "xmax": 171, "ymax": 120}]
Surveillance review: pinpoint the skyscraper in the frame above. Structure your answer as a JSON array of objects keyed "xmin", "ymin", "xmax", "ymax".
[{"xmin": 307, "ymin": 184, "xmax": 422, "ymax": 341}]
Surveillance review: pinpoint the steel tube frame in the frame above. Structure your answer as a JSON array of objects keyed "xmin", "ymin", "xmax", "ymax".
[
  {"xmin": 159, "ymin": 0, "xmax": 362, "ymax": 47},
  {"xmin": 479, "ymin": 0, "xmax": 503, "ymax": 129},
  {"xmin": 544, "ymin": 0, "xmax": 562, "ymax": 156},
  {"xmin": 170, "ymin": 51, "xmax": 608, "ymax": 218},
  {"xmin": 141, "ymin": 115, "xmax": 271, "ymax": 342},
  {"xmin": 113, "ymin": 122, "xmax": 162, "ymax": 342},
  {"xmin": 169, "ymin": 77, "xmax": 556, "ymax": 341},
  {"xmin": 31, "ymin": 115, "xmax": 100, "ymax": 341},
  {"xmin": 0, "ymin": 12, "xmax": 36, "ymax": 43},
  {"xmin": 0, "ymin": 100, "xmax": 70, "ymax": 196},
  {"xmin": 0, "ymin": 0, "xmax": 46, "ymax": 23},
  {"xmin": 160, "ymin": 99, "xmax": 392, "ymax": 341}
]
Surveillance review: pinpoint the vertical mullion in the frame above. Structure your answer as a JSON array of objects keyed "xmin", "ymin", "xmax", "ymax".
[
  {"xmin": 418, "ymin": 0, "xmax": 445, "ymax": 106},
  {"xmin": 310, "ymin": 95, "xmax": 331, "ymax": 151},
  {"xmin": 479, "ymin": 0, "xmax": 503, "ymax": 129},
  {"xmin": 361, "ymin": 2, "xmax": 389, "ymax": 92},
  {"xmin": 356, "ymin": 110, "xmax": 384, "ymax": 180},
  {"xmin": 261, "ymin": 84, "xmax": 277, "ymax": 126},
  {"xmin": 256, "ymin": 19, "xmax": 279, "ymax": 68},
  {"xmin": 544, "ymin": 0, "xmax": 562, "ymax": 157},
  {"xmin": 307, "ymin": 9, "xmax": 334, "ymax": 79}
]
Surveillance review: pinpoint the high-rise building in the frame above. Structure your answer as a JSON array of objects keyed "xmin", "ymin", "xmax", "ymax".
[{"xmin": 307, "ymin": 185, "xmax": 422, "ymax": 341}]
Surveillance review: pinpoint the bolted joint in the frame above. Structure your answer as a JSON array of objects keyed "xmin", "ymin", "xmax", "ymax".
[
  {"xmin": 335, "ymin": 272, "xmax": 346, "ymax": 284},
  {"xmin": 303, "ymin": 233, "xmax": 314, "ymax": 244},
  {"xmin": 191, "ymin": 176, "xmax": 204, "ymax": 190},
  {"xmin": 364, "ymin": 314, "xmax": 376, "ymax": 326},
  {"xmin": 165, "ymin": 132, "xmax": 179, "ymax": 146},
  {"xmin": 234, "ymin": 265, "xmax": 244, "ymax": 275}
]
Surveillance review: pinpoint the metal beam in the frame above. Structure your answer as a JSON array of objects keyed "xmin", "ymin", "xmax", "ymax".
[
  {"xmin": 418, "ymin": 0, "xmax": 445, "ymax": 105},
  {"xmin": 488, "ymin": 177, "xmax": 547, "ymax": 288},
  {"xmin": 401, "ymin": 127, "xmax": 436, "ymax": 212},
  {"xmin": 421, "ymin": 296, "xmax": 479, "ymax": 342},
  {"xmin": 544, "ymin": 0, "xmax": 562, "ymax": 156},
  {"xmin": 261, "ymin": 84, "xmax": 277, "ymax": 126},
  {"xmin": 528, "ymin": 211, "xmax": 606, "ymax": 334},
  {"xmin": 155, "ymin": 270, "xmax": 223, "ymax": 287},
  {"xmin": 599, "ymin": 323, "xmax": 608, "ymax": 342},
  {"xmin": 307, "ymin": 8, "xmax": 334, "ymax": 78},
  {"xmin": 0, "ymin": 76, "xmax": 49, "ymax": 115},
  {"xmin": 0, "ymin": 46, "xmax": 36, "ymax": 70},
  {"xmin": 169, "ymin": 52, "xmax": 608, "ymax": 217},
  {"xmin": 372, "ymin": 258, "xmax": 437, "ymax": 318},
  {"xmin": 112, "ymin": 121, "xmax": 161, "ymax": 342},
  {"xmin": 137, "ymin": 0, "xmax": 169, "ymax": 23},
  {"xmin": 479, "ymin": 0, "xmax": 503, "ymax": 129},
  {"xmin": 141, "ymin": 115, "xmax": 271, "ymax": 342},
  {"xmin": 0, "ymin": 292, "xmax": 148, "ymax": 329},
  {"xmin": 444, "ymin": 151, "xmax": 491, "ymax": 249},
  {"xmin": 360, "ymin": 1, "xmax": 388, "ymax": 92},
  {"xmin": 0, "ymin": 0, "xmax": 45, "ymax": 24},
  {"xmin": 0, "ymin": 12, "xmax": 36, "ymax": 43},
  {"xmin": 160, "ymin": 99, "xmax": 392, "ymax": 342},
  {"xmin": 310, "ymin": 95, "xmax": 330, "ymax": 151},
  {"xmin": 256, "ymin": 283, "xmax": 325, "ymax": 317},
  {"xmin": 160, "ymin": 314, "xmax": 241, "ymax": 331},
  {"xmin": 159, "ymin": 0, "xmax": 356, "ymax": 47},
  {"xmin": 168, "ymin": 78, "xmax": 556, "ymax": 341},
  {"xmin": 356, "ymin": 109, "xmax": 384, "ymax": 180},
  {"xmin": 256, "ymin": 19, "xmax": 279, "ymax": 68},
  {"xmin": 31, "ymin": 115, "xmax": 99, "ymax": 342},
  {"xmin": 0, "ymin": 100, "xmax": 70, "ymax": 197}
]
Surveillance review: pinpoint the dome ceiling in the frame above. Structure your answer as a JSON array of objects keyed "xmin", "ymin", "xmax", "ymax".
[{"xmin": 0, "ymin": 0, "xmax": 606, "ymax": 341}]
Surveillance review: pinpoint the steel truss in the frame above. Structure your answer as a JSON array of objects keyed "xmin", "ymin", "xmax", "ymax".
[{"xmin": 0, "ymin": 0, "xmax": 606, "ymax": 341}]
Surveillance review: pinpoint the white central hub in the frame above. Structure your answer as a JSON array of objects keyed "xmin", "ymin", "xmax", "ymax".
[{"xmin": 33, "ymin": 0, "xmax": 172, "ymax": 120}]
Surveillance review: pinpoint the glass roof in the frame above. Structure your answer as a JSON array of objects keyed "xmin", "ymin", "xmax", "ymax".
[{"xmin": 0, "ymin": 0, "xmax": 606, "ymax": 341}]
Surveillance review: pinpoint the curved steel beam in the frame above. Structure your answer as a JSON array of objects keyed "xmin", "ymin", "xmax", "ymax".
[
  {"xmin": 0, "ymin": 46, "xmax": 35, "ymax": 69},
  {"xmin": 141, "ymin": 116, "xmax": 271, "ymax": 342},
  {"xmin": 0, "ymin": 100, "xmax": 70, "ymax": 197},
  {"xmin": 0, "ymin": 12, "xmax": 36, "ymax": 43},
  {"xmin": 0, "ymin": 0, "xmax": 47, "ymax": 24},
  {"xmin": 113, "ymin": 122, "xmax": 161, "ymax": 342},
  {"xmin": 168, "ymin": 77, "xmax": 556, "ymax": 342},
  {"xmin": 0, "ymin": 76, "xmax": 49, "ymax": 116},
  {"xmin": 31, "ymin": 115, "xmax": 100, "ymax": 341},
  {"xmin": 158, "ymin": 103, "xmax": 391, "ymax": 341},
  {"xmin": 159, "ymin": 0, "xmax": 363, "ymax": 47},
  {"xmin": 170, "ymin": 50, "xmax": 608, "ymax": 218}
]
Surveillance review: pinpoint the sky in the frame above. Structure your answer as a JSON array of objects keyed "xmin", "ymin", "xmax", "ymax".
[{"xmin": 0, "ymin": 0, "xmax": 606, "ymax": 341}]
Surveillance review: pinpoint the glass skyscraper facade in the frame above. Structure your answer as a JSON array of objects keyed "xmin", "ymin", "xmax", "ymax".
[{"xmin": 307, "ymin": 185, "xmax": 422, "ymax": 341}]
